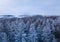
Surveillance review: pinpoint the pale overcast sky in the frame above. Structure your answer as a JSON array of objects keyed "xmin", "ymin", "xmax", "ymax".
[{"xmin": 0, "ymin": 0, "xmax": 60, "ymax": 16}]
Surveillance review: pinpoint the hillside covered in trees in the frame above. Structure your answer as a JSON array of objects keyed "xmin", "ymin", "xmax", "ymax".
[{"xmin": 0, "ymin": 15, "xmax": 60, "ymax": 42}]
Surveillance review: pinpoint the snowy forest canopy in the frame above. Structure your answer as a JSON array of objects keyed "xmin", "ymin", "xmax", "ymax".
[{"xmin": 0, "ymin": 15, "xmax": 60, "ymax": 42}]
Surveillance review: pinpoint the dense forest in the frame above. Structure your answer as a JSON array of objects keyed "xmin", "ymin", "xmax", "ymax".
[{"xmin": 0, "ymin": 15, "xmax": 60, "ymax": 42}]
